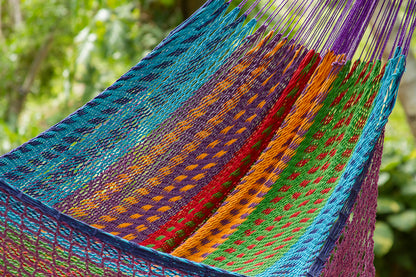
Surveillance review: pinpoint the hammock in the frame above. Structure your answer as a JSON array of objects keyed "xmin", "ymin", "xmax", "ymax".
[{"xmin": 0, "ymin": 0, "xmax": 415, "ymax": 276}]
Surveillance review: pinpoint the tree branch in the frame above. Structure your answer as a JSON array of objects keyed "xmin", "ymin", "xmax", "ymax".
[
  {"xmin": 4, "ymin": 30, "xmax": 55, "ymax": 130},
  {"xmin": 9, "ymin": 0, "xmax": 23, "ymax": 27},
  {"xmin": 20, "ymin": 31, "xmax": 55, "ymax": 95}
]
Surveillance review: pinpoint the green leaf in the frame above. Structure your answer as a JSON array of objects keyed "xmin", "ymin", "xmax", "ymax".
[
  {"xmin": 377, "ymin": 197, "xmax": 404, "ymax": 214},
  {"xmin": 374, "ymin": 222, "xmax": 394, "ymax": 257},
  {"xmin": 387, "ymin": 210, "xmax": 416, "ymax": 232}
]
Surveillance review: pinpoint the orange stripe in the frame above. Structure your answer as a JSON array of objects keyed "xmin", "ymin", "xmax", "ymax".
[{"xmin": 172, "ymin": 52, "xmax": 341, "ymax": 261}]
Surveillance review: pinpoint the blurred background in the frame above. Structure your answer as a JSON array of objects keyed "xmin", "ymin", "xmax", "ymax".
[{"xmin": 0, "ymin": 0, "xmax": 415, "ymax": 275}]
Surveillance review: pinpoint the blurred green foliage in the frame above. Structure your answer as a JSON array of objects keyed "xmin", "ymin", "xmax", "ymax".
[
  {"xmin": 374, "ymin": 102, "xmax": 416, "ymax": 277},
  {"xmin": 0, "ymin": 0, "xmax": 183, "ymax": 152},
  {"xmin": 0, "ymin": 1, "xmax": 415, "ymax": 276}
]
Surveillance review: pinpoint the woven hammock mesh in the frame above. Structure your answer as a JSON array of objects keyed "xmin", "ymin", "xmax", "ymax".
[{"xmin": 0, "ymin": 0, "xmax": 414, "ymax": 276}]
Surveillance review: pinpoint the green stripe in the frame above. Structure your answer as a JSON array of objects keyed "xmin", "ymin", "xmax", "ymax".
[{"xmin": 204, "ymin": 60, "xmax": 383, "ymax": 275}]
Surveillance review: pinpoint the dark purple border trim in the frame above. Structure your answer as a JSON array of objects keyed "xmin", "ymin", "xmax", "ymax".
[
  {"xmin": 0, "ymin": 178, "xmax": 244, "ymax": 277},
  {"xmin": 306, "ymin": 141, "xmax": 378, "ymax": 277}
]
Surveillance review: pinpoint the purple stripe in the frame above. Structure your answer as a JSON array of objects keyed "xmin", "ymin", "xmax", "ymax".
[
  {"xmin": 54, "ymin": 27, "xmax": 267, "ymax": 216},
  {"xmin": 123, "ymin": 42, "xmax": 307, "ymax": 242},
  {"xmin": 74, "ymin": 35, "xmax": 306, "ymax": 240}
]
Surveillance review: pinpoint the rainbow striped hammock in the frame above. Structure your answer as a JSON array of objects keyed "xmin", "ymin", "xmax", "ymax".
[{"xmin": 0, "ymin": 0, "xmax": 415, "ymax": 276}]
